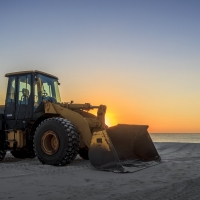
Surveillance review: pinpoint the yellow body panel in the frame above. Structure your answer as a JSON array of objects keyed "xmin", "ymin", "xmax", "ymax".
[
  {"xmin": 44, "ymin": 101, "xmax": 93, "ymax": 147},
  {"xmin": 8, "ymin": 130, "xmax": 26, "ymax": 148}
]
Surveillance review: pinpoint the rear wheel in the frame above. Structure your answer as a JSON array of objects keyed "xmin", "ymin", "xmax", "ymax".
[
  {"xmin": 0, "ymin": 150, "xmax": 6, "ymax": 161},
  {"xmin": 11, "ymin": 149, "xmax": 35, "ymax": 159},
  {"xmin": 34, "ymin": 117, "xmax": 80, "ymax": 166},
  {"xmin": 11, "ymin": 135, "xmax": 36, "ymax": 159}
]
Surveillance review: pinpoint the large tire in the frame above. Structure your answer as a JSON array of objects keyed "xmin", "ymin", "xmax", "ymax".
[
  {"xmin": 0, "ymin": 150, "xmax": 6, "ymax": 161},
  {"xmin": 79, "ymin": 147, "xmax": 89, "ymax": 160},
  {"xmin": 11, "ymin": 149, "xmax": 35, "ymax": 159},
  {"xmin": 11, "ymin": 150, "xmax": 27, "ymax": 159},
  {"xmin": 11, "ymin": 134, "xmax": 36, "ymax": 159},
  {"xmin": 34, "ymin": 117, "xmax": 80, "ymax": 166}
]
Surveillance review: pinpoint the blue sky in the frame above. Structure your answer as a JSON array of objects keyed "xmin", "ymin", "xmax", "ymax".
[{"xmin": 0, "ymin": 0, "xmax": 200, "ymax": 132}]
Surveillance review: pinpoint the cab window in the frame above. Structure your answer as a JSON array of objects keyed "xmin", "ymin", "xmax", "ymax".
[
  {"xmin": 18, "ymin": 75, "xmax": 31, "ymax": 105},
  {"xmin": 36, "ymin": 74, "xmax": 61, "ymax": 103},
  {"xmin": 6, "ymin": 76, "xmax": 16, "ymax": 103}
]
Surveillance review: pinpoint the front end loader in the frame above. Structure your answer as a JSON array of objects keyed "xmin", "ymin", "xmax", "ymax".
[{"xmin": 0, "ymin": 70, "xmax": 160, "ymax": 172}]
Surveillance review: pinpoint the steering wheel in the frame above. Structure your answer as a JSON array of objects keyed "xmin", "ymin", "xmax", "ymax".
[{"xmin": 42, "ymin": 92, "xmax": 48, "ymax": 97}]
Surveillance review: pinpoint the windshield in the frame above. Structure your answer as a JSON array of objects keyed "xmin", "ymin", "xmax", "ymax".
[{"xmin": 34, "ymin": 74, "xmax": 61, "ymax": 105}]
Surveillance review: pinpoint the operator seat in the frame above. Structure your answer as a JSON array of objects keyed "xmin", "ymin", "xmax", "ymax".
[{"xmin": 21, "ymin": 88, "xmax": 29, "ymax": 104}]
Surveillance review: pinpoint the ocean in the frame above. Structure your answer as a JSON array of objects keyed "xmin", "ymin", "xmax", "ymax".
[{"xmin": 150, "ymin": 133, "xmax": 200, "ymax": 143}]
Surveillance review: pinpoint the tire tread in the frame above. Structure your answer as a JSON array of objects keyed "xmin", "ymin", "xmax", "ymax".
[{"xmin": 34, "ymin": 117, "xmax": 80, "ymax": 166}]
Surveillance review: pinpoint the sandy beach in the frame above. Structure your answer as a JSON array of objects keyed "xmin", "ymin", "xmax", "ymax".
[{"xmin": 0, "ymin": 142, "xmax": 200, "ymax": 200}]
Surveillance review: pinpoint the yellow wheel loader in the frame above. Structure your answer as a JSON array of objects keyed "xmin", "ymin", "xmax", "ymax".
[{"xmin": 0, "ymin": 70, "xmax": 160, "ymax": 172}]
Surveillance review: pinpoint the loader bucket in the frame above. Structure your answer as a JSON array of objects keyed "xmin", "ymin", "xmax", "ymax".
[{"xmin": 88, "ymin": 124, "xmax": 160, "ymax": 173}]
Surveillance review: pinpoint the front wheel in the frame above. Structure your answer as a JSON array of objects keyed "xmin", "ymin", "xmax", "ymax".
[{"xmin": 34, "ymin": 117, "xmax": 80, "ymax": 166}]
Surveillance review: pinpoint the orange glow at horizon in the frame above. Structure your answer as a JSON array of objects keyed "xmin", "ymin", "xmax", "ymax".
[
  {"xmin": 0, "ymin": 77, "xmax": 198, "ymax": 133},
  {"xmin": 59, "ymin": 90, "xmax": 200, "ymax": 133}
]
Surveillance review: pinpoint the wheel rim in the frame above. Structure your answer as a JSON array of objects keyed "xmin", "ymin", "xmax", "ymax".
[{"xmin": 41, "ymin": 131, "xmax": 59, "ymax": 155}]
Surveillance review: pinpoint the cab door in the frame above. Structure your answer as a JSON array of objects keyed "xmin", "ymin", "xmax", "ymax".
[
  {"xmin": 16, "ymin": 74, "xmax": 33, "ymax": 120},
  {"xmin": 5, "ymin": 76, "xmax": 16, "ymax": 120}
]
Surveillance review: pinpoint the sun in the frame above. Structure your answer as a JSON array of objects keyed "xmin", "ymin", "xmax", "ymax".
[
  {"xmin": 88, "ymin": 109, "xmax": 117, "ymax": 127},
  {"xmin": 105, "ymin": 116, "xmax": 111, "ymax": 127},
  {"xmin": 105, "ymin": 112, "xmax": 118, "ymax": 127}
]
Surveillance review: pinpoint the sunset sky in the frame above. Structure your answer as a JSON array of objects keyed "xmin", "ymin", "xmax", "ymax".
[{"xmin": 0, "ymin": 0, "xmax": 199, "ymax": 133}]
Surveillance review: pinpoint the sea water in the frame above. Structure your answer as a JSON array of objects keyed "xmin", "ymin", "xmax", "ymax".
[{"xmin": 150, "ymin": 133, "xmax": 200, "ymax": 143}]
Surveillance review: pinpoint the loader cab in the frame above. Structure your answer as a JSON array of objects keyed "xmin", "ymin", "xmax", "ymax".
[
  {"xmin": 33, "ymin": 73, "xmax": 61, "ymax": 109},
  {"xmin": 4, "ymin": 70, "xmax": 61, "ymax": 129}
]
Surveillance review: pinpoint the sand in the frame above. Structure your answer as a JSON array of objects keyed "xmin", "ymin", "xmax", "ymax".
[{"xmin": 0, "ymin": 142, "xmax": 200, "ymax": 200}]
